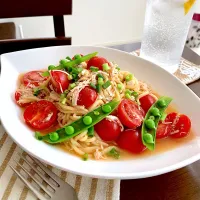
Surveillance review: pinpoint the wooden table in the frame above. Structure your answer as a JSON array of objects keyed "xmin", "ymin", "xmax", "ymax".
[{"xmin": 110, "ymin": 42, "xmax": 200, "ymax": 200}]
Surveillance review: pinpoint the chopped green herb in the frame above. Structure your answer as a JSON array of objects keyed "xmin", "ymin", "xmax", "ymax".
[
  {"xmin": 98, "ymin": 77, "xmax": 104, "ymax": 85},
  {"xmin": 96, "ymin": 84, "xmax": 101, "ymax": 93},
  {"xmin": 77, "ymin": 67, "xmax": 83, "ymax": 73},
  {"xmin": 132, "ymin": 91, "xmax": 138, "ymax": 98},
  {"xmin": 48, "ymin": 65, "xmax": 56, "ymax": 70},
  {"xmin": 125, "ymin": 93, "xmax": 131, "ymax": 99},
  {"xmin": 102, "ymin": 81, "xmax": 111, "ymax": 89},
  {"xmin": 116, "ymin": 67, "xmax": 120, "ymax": 71},
  {"xmin": 97, "ymin": 74, "xmax": 105, "ymax": 80},
  {"xmin": 66, "ymin": 56, "xmax": 72, "ymax": 61},
  {"xmin": 72, "ymin": 73, "xmax": 78, "ymax": 81},
  {"xmin": 90, "ymin": 66, "xmax": 99, "ymax": 72},
  {"xmin": 90, "ymin": 83, "xmax": 96, "ymax": 90},
  {"xmin": 42, "ymin": 71, "xmax": 50, "ymax": 77},
  {"xmin": 61, "ymin": 98, "xmax": 67, "ymax": 105},
  {"xmin": 88, "ymin": 126, "xmax": 94, "ymax": 137},
  {"xmin": 33, "ymin": 88, "xmax": 41, "ymax": 96},
  {"xmin": 82, "ymin": 153, "xmax": 88, "ymax": 161},
  {"xmin": 102, "ymin": 63, "xmax": 110, "ymax": 71},
  {"xmin": 125, "ymin": 89, "xmax": 132, "ymax": 95},
  {"xmin": 107, "ymin": 148, "xmax": 120, "ymax": 159}
]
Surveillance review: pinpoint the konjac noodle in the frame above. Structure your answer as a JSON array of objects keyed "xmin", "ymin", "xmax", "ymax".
[{"xmin": 15, "ymin": 52, "xmax": 192, "ymax": 161}]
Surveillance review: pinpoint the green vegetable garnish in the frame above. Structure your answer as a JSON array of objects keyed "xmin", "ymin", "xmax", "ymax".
[
  {"xmin": 125, "ymin": 89, "xmax": 131, "ymax": 95},
  {"xmin": 125, "ymin": 74, "xmax": 133, "ymax": 82},
  {"xmin": 33, "ymin": 88, "xmax": 40, "ymax": 96},
  {"xmin": 74, "ymin": 54, "xmax": 82, "ymax": 59},
  {"xmin": 107, "ymin": 148, "xmax": 120, "ymax": 159},
  {"xmin": 48, "ymin": 65, "xmax": 56, "ymax": 70},
  {"xmin": 116, "ymin": 67, "xmax": 120, "ymax": 71},
  {"xmin": 65, "ymin": 126, "xmax": 75, "ymax": 135},
  {"xmin": 61, "ymin": 98, "xmax": 67, "ymax": 105},
  {"xmin": 83, "ymin": 116, "xmax": 93, "ymax": 125},
  {"xmin": 97, "ymin": 74, "xmax": 105, "ymax": 80},
  {"xmin": 49, "ymin": 132, "xmax": 59, "ymax": 141},
  {"xmin": 35, "ymin": 100, "xmax": 120, "ymax": 144},
  {"xmin": 88, "ymin": 126, "xmax": 94, "ymax": 137},
  {"xmin": 102, "ymin": 81, "xmax": 111, "ymax": 89},
  {"xmin": 69, "ymin": 83, "xmax": 76, "ymax": 89},
  {"xmin": 132, "ymin": 91, "xmax": 138, "ymax": 98},
  {"xmin": 66, "ymin": 56, "xmax": 72, "ymax": 61},
  {"xmin": 68, "ymin": 74, "xmax": 73, "ymax": 80},
  {"xmin": 96, "ymin": 84, "xmax": 101, "ymax": 93},
  {"xmin": 157, "ymin": 99, "xmax": 166, "ymax": 107},
  {"xmin": 125, "ymin": 93, "xmax": 131, "ymax": 99},
  {"xmin": 142, "ymin": 96, "xmax": 172, "ymax": 150},
  {"xmin": 60, "ymin": 59, "xmax": 69, "ymax": 66},
  {"xmin": 35, "ymin": 132, "xmax": 42, "ymax": 140},
  {"xmin": 90, "ymin": 83, "xmax": 97, "ymax": 90},
  {"xmin": 98, "ymin": 77, "xmax": 104, "ymax": 85},
  {"xmin": 102, "ymin": 105, "xmax": 111, "ymax": 113},
  {"xmin": 54, "ymin": 52, "xmax": 98, "ymax": 70},
  {"xmin": 160, "ymin": 113, "xmax": 167, "ymax": 121},
  {"xmin": 102, "ymin": 63, "xmax": 110, "ymax": 71},
  {"xmin": 90, "ymin": 66, "xmax": 99, "ymax": 72},
  {"xmin": 42, "ymin": 71, "xmax": 50, "ymax": 77},
  {"xmin": 82, "ymin": 153, "xmax": 88, "ymax": 161},
  {"xmin": 117, "ymin": 83, "xmax": 123, "ymax": 90},
  {"xmin": 150, "ymin": 107, "xmax": 160, "ymax": 117}
]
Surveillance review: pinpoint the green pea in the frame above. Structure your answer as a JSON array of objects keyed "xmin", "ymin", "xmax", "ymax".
[
  {"xmin": 102, "ymin": 105, "xmax": 112, "ymax": 113},
  {"xmin": 74, "ymin": 54, "xmax": 82, "ymax": 59},
  {"xmin": 94, "ymin": 111, "xmax": 100, "ymax": 115},
  {"xmin": 149, "ymin": 116, "xmax": 155, "ymax": 121},
  {"xmin": 98, "ymin": 77, "xmax": 104, "ymax": 85},
  {"xmin": 125, "ymin": 89, "xmax": 132, "ymax": 95},
  {"xmin": 69, "ymin": 83, "xmax": 76, "ymax": 89},
  {"xmin": 150, "ymin": 107, "xmax": 160, "ymax": 116},
  {"xmin": 83, "ymin": 116, "xmax": 93, "ymax": 125},
  {"xmin": 132, "ymin": 91, "xmax": 138, "ymax": 98},
  {"xmin": 102, "ymin": 63, "xmax": 110, "ymax": 71},
  {"xmin": 49, "ymin": 132, "xmax": 59, "ymax": 141},
  {"xmin": 60, "ymin": 59, "xmax": 69, "ymax": 66},
  {"xmin": 143, "ymin": 133, "xmax": 154, "ymax": 144},
  {"xmin": 125, "ymin": 74, "xmax": 133, "ymax": 82},
  {"xmin": 157, "ymin": 99, "xmax": 166, "ymax": 107},
  {"xmin": 117, "ymin": 83, "xmax": 123, "ymax": 90},
  {"xmin": 125, "ymin": 93, "xmax": 131, "ymax": 99},
  {"xmin": 145, "ymin": 119, "xmax": 155, "ymax": 129},
  {"xmin": 48, "ymin": 65, "xmax": 56, "ymax": 70},
  {"xmin": 65, "ymin": 126, "xmax": 75, "ymax": 135}
]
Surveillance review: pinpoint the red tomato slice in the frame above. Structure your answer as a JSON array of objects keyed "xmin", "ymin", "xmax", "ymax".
[
  {"xmin": 15, "ymin": 91, "xmax": 30, "ymax": 107},
  {"xmin": 139, "ymin": 94, "xmax": 156, "ymax": 113},
  {"xmin": 95, "ymin": 116, "xmax": 122, "ymax": 141},
  {"xmin": 77, "ymin": 86, "xmax": 98, "ymax": 108},
  {"xmin": 118, "ymin": 99, "xmax": 145, "ymax": 129},
  {"xmin": 24, "ymin": 100, "xmax": 58, "ymax": 130},
  {"xmin": 156, "ymin": 123, "xmax": 172, "ymax": 139},
  {"xmin": 23, "ymin": 71, "xmax": 48, "ymax": 87},
  {"xmin": 50, "ymin": 70, "xmax": 70, "ymax": 94},
  {"xmin": 117, "ymin": 129, "xmax": 146, "ymax": 154},
  {"xmin": 87, "ymin": 56, "xmax": 110, "ymax": 70}
]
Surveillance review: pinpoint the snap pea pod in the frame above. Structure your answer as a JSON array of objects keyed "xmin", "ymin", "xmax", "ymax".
[
  {"xmin": 54, "ymin": 52, "xmax": 98, "ymax": 70},
  {"xmin": 35, "ymin": 99, "xmax": 120, "ymax": 144},
  {"xmin": 142, "ymin": 96, "xmax": 172, "ymax": 151}
]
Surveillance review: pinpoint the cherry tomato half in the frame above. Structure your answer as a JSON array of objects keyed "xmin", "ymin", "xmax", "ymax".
[
  {"xmin": 77, "ymin": 86, "xmax": 98, "ymax": 108},
  {"xmin": 15, "ymin": 91, "xmax": 30, "ymax": 107},
  {"xmin": 50, "ymin": 70, "xmax": 70, "ymax": 94},
  {"xmin": 156, "ymin": 123, "xmax": 172, "ymax": 139},
  {"xmin": 87, "ymin": 56, "xmax": 110, "ymax": 70},
  {"xmin": 95, "ymin": 117, "xmax": 122, "ymax": 141},
  {"xmin": 23, "ymin": 71, "xmax": 48, "ymax": 87},
  {"xmin": 117, "ymin": 129, "xmax": 146, "ymax": 154},
  {"xmin": 118, "ymin": 99, "xmax": 145, "ymax": 129},
  {"xmin": 24, "ymin": 100, "xmax": 58, "ymax": 130},
  {"xmin": 139, "ymin": 94, "xmax": 156, "ymax": 113},
  {"xmin": 165, "ymin": 113, "xmax": 191, "ymax": 138}
]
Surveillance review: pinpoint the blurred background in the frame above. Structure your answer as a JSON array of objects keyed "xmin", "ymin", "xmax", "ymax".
[{"xmin": 0, "ymin": 0, "xmax": 199, "ymax": 46}]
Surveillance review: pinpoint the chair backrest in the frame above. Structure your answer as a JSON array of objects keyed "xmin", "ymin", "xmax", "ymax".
[{"xmin": 0, "ymin": 0, "xmax": 72, "ymax": 37}]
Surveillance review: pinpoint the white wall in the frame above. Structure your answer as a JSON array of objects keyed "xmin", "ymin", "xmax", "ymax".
[{"xmin": 0, "ymin": 0, "xmax": 146, "ymax": 45}]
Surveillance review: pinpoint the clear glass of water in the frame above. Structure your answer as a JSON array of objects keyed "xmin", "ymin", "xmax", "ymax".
[{"xmin": 140, "ymin": 0, "xmax": 197, "ymax": 73}]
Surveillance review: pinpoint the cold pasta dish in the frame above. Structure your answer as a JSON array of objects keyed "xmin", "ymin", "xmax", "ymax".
[{"xmin": 14, "ymin": 52, "xmax": 192, "ymax": 160}]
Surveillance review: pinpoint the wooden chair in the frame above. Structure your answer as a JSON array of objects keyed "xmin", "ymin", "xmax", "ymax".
[{"xmin": 0, "ymin": 0, "xmax": 72, "ymax": 54}]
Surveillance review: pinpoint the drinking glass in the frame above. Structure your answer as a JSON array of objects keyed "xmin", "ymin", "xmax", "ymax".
[{"xmin": 140, "ymin": 0, "xmax": 197, "ymax": 73}]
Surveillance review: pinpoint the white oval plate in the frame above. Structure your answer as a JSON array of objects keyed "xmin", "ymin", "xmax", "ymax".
[{"xmin": 1, "ymin": 46, "xmax": 200, "ymax": 179}]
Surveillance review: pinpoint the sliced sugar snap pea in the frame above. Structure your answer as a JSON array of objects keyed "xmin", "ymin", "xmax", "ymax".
[
  {"xmin": 142, "ymin": 96, "xmax": 172, "ymax": 150},
  {"xmin": 35, "ymin": 100, "xmax": 120, "ymax": 144}
]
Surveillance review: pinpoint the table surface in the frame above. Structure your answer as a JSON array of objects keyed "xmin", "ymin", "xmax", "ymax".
[{"xmin": 110, "ymin": 43, "xmax": 200, "ymax": 200}]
